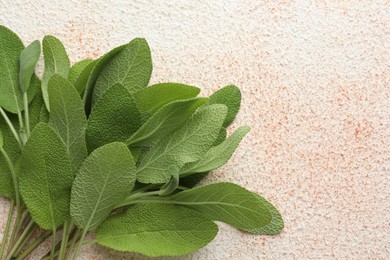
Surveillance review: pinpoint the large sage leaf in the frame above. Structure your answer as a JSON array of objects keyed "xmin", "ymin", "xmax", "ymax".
[
  {"xmin": 42, "ymin": 35, "xmax": 70, "ymax": 111},
  {"xmin": 181, "ymin": 126, "xmax": 250, "ymax": 174},
  {"xmin": 170, "ymin": 183, "xmax": 274, "ymax": 232},
  {"xmin": 73, "ymin": 59, "xmax": 98, "ymax": 95},
  {"xmin": 92, "ymin": 38, "xmax": 152, "ymax": 106},
  {"xmin": 209, "ymin": 85, "xmax": 241, "ymax": 127},
  {"xmin": 126, "ymin": 98, "xmax": 208, "ymax": 146},
  {"xmin": 96, "ymin": 203, "xmax": 218, "ymax": 256},
  {"xmin": 19, "ymin": 40, "xmax": 41, "ymax": 93},
  {"xmin": 48, "ymin": 74, "xmax": 87, "ymax": 169},
  {"xmin": 19, "ymin": 123, "xmax": 73, "ymax": 230},
  {"xmin": 71, "ymin": 142, "xmax": 136, "ymax": 230},
  {"xmin": 0, "ymin": 26, "xmax": 37, "ymax": 114},
  {"xmin": 86, "ymin": 83, "xmax": 141, "ymax": 151},
  {"xmin": 135, "ymin": 83, "xmax": 200, "ymax": 118},
  {"xmin": 137, "ymin": 104, "xmax": 227, "ymax": 184}
]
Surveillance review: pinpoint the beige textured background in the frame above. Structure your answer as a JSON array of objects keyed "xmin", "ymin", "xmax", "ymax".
[{"xmin": 0, "ymin": 0, "xmax": 389, "ymax": 259}]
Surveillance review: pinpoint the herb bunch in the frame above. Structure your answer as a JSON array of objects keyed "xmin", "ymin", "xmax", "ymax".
[{"xmin": 0, "ymin": 25, "xmax": 283, "ymax": 259}]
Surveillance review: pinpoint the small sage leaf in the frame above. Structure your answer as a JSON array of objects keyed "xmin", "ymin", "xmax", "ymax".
[{"xmin": 19, "ymin": 40, "xmax": 41, "ymax": 93}]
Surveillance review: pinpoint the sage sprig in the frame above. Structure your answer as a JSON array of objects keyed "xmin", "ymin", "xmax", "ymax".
[{"xmin": 0, "ymin": 25, "xmax": 283, "ymax": 259}]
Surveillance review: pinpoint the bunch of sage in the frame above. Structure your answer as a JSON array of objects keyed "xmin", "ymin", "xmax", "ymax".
[{"xmin": 0, "ymin": 25, "xmax": 283, "ymax": 259}]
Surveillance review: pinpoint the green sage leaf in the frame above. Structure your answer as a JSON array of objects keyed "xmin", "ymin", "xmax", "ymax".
[
  {"xmin": 126, "ymin": 98, "xmax": 208, "ymax": 146},
  {"xmin": 96, "ymin": 203, "xmax": 218, "ymax": 256},
  {"xmin": 86, "ymin": 83, "xmax": 141, "ymax": 151},
  {"xmin": 19, "ymin": 40, "xmax": 41, "ymax": 93},
  {"xmin": 170, "ymin": 182, "xmax": 273, "ymax": 232},
  {"xmin": 82, "ymin": 45, "xmax": 126, "ymax": 113},
  {"xmin": 42, "ymin": 35, "xmax": 70, "ymax": 111},
  {"xmin": 159, "ymin": 165, "xmax": 179, "ymax": 196},
  {"xmin": 71, "ymin": 142, "xmax": 136, "ymax": 230},
  {"xmin": 137, "ymin": 104, "xmax": 227, "ymax": 184},
  {"xmin": 19, "ymin": 123, "xmax": 73, "ymax": 230},
  {"xmin": 135, "ymin": 83, "xmax": 200, "ymax": 118},
  {"xmin": 0, "ymin": 26, "xmax": 37, "ymax": 114},
  {"xmin": 209, "ymin": 85, "xmax": 241, "ymax": 127},
  {"xmin": 68, "ymin": 59, "xmax": 93, "ymax": 86},
  {"xmin": 181, "ymin": 126, "xmax": 250, "ymax": 174},
  {"xmin": 92, "ymin": 38, "xmax": 152, "ymax": 106},
  {"xmin": 48, "ymin": 74, "xmax": 87, "ymax": 170}
]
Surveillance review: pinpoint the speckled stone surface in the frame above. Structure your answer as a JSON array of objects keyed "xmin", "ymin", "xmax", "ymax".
[{"xmin": 0, "ymin": 0, "xmax": 389, "ymax": 259}]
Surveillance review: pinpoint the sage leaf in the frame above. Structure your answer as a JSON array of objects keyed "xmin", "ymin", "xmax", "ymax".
[
  {"xmin": 135, "ymin": 83, "xmax": 200, "ymax": 118},
  {"xmin": 213, "ymin": 127, "xmax": 227, "ymax": 146},
  {"xmin": 0, "ymin": 114, "xmax": 20, "ymax": 199},
  {"xmin": 42, "ymin": 35, "xmax": 70, "ymax": 111},
  {"xmin": 247, "ymin": 193, "xmax": 284, "ymax": 235},
  {"xmin": 70, "ymin": 142, "xmax": 137, "ymax": 230},
  {"xmin": 68, "ymin": 59, "xmax": 93, "ymax": 86},
  {"xmin": 92, "ymin": 38, "xmax": 152, "ymax": 106},
  {"xmin": 181, "ymin": 126, "xmax": 250, "ymax": 174},
  {"xmin": 0, "ymin": 26, "xmax": 37, "ymax": 114},
  {"xmin": 96, "ymin": 203, "xmax": 218, "ymax": 256},
  {"xmin": 170, "ymin": 182, "xmax": 273, "ymax": 232},
  {"xmin": 28, "ymin": 82, "xmax": 45, "ymax": 130},
  {"xmin": 19, "ymin": 123, "xmax": 73, "ymax": 230},
  {"xmin": 48, "ymin": 74, "xmax": 87, "ymax": 169},
  {"xmin": 86, "ymin": 83, "xmax": 141, "ymax": 151},
  {"xmin": 19, "ymin": 40, "xmax": 41, "ymax": 93},
  {"xmin": 209, "ymin": 85, "xmax": 241, "ymax": 127},
  {"xmin": 126, "ymin": 98, "xmax": 208, "ymax": 146},
  {"xmin": 73, "ymin": 59, "xmax": 98, "ymax": 95},
  {"xmin": 82, "ymin": 44, "xmax": 126, "ymax": 113},
  {"xmin": 137, "ymin": 104, "xmax": 227, "ymax": 184},
  {"xmin": 0, "ymin": 129, "xmax": 3, "ymax": 148},
  {"xmin": 159, "ymin": 165, "xmax": 179, "ymax": 196}
]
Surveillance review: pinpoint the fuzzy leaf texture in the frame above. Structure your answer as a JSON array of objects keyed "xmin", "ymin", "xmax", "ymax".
[
  {"xmin": 96, "ymin": 204, "xmax": 218, "ymax": 256},
  {"xmin": 82, "ymin": 44, "xmax": 126, "ymax": 112},
  {"xmin": 86, "ymin": 83, "xmax": 141, "ymax": 151},
  {"xmin": 0, "ymin": 25, "xmax": 38, "ymax": 113},
  {"xmin": 19, "ymin": 123, "xmax": 73, "ymax": 230},
  {"xmin": 42, "ymin": 35, "xmax": 70, "ymax": 111},
  {"xmin": 171, "ymin": 183, "xmax": 275, "ymax": 232},
  {"xmin": 181, "ymin": 126, "xmax": 250, "ymax": 174},
  {"xmin": 209, "ymin": 85, "xmax": 241, "ymax": 127},
  {"xmin": 48, "ymin": 74, "xmax": 88, "ymax": 170},
  {"xmin": 126, "ymin": 98, "xmax": 208, "ymax": 146},
  {"xmin": 19, "ymin": 40, "xmax": 41, "ymax": 93},
  {"xmin": 68, "ymin": 59, "xmax": 93, "ymax": 86},
  {"xmin": 135, "ymin": 83, "xmax": 201, "ymax": 119},
  {"xmin": 71, "ymin": 142, "xmax": 137, "ymax": 230},
  {"xmin": 92, "ymin": 38, "xmax": 152, "ymax": 105},
  {"xmin": 136, "ymin": 104, "xmax": 227, "ymax": 184}
]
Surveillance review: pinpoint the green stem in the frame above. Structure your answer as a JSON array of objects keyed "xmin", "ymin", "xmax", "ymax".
[
  {"xmin": 6, "ymin": 220, "xmax": 34, "ymax": 260},
  {"xmin": 0, "ymin": 107, "xmax": 22, "ymax": 148},
  {"xmin": 116, "ymin": 190, "xmax": 162, "ymax": 209},
  {"xmin": 15, "ymin": 230, "xmax": 51, "ymax": 260},
  {"xmin": 0, "ymin": 148, "xmax": 20, "ymax": 209},
  {"xmin": 11, "ymin": 222, "xmax": 37, "ymax": 258},
  {"xmin": 50, "ymin": 227, "xmax": 56, "ymax": 260},
  {"xmin": 58, "ymin": 221, "xmax": 70, "ymax": 260},
  {"xmin": 0, "ymin": 201, "xmax": 14, "ymax": 260},
  {"xmin": 23, "ymin": 92, "xmax": 30, "ymax": 137},
  {"xmin": 65, "ymin": 228, "xmax": 80, "ymax": 260},
  {"xmin": 71, "ymin": 229, "xmax": 87, "ymax": 260}
]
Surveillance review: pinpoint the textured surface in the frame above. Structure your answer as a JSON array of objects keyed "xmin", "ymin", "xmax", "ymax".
[{"xmin": 0, "ymin": 0, "xmax": 389, "ymax": 259}]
